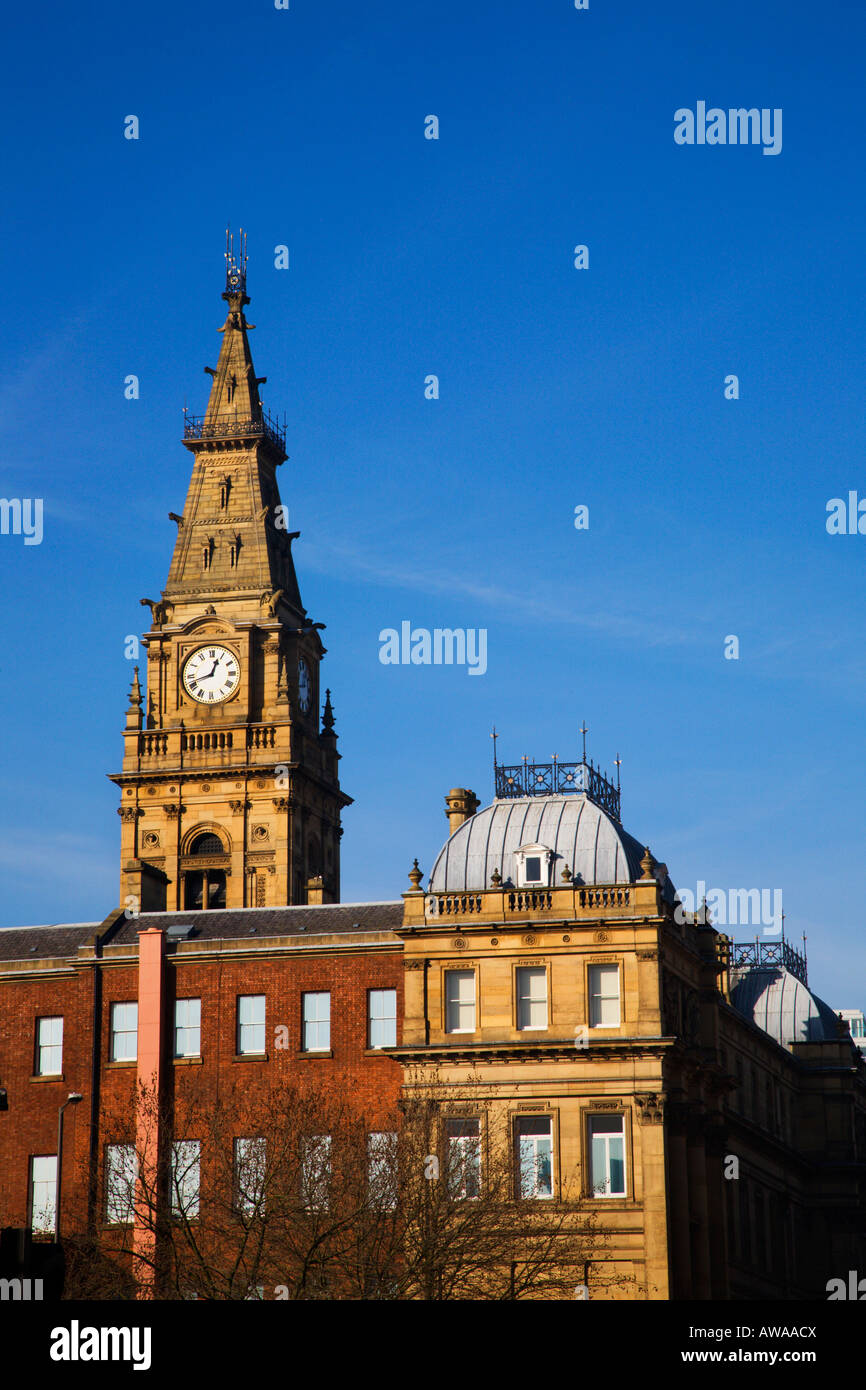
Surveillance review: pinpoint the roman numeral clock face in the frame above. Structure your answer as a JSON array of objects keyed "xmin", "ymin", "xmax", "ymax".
[{"xmin": 182, "ymin": 645, "xmax": 240, "ymax": 704}]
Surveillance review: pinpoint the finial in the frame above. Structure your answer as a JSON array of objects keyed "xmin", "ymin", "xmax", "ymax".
[
  {"xmin": 491, "ymin": 726, "xmax": 499, "ymax": 772},
  {"xmin": 224, "ymin": 225, "xmax": 249, "ymax": 298},
  {"xmin": 408, "ymin": 859, "xmax": 423, "ymax": 891},
  {"xmin": 490, "ymin": 866, "xmax": 502, "ymax": 887},
  {"xmin": 579, "ymin": 721, "xmax": 588, "ymax": 762},
  {"xmin": 614, "ymin": 754, "xmax": 621, "ymax": 793},
  {"xmin": 128, "ymin": 666, "xmax": 142, "ymax": 706},
  {"xmin": 322, "ymin": 688, "xmax": 335, "ymax": 732},
  {"xmin": 561, "ymin": 863, "xmax": 573, "ymax": 883},
  {"xmin": 640, "ymin": 846, "xmax": 655, "ymax": 881}
]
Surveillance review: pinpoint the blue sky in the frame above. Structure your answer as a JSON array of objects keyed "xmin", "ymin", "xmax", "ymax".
[{"xmin": 1, "ymin": 0, "xmax": 864, "ymax": 1008}]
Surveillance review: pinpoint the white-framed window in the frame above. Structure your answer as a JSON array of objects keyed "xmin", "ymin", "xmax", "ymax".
[
  {"xmin": 368, "ymin": 989, "xmax": 397, "ymax": 1048},
  {"xmin": 367, "ymin": 1131, "xmax": 398, "ymax": 1210},
  {"xmin": 445, "ymin": 1118, "xmax": 481, "ymax": 1199},
  {"xmin": 171, "ymin": 1140, "xmax": 200, "ymax": 1220},
  {"xmin": 174, "ymin": 998, "xmax": 201, "ymax": 1058},
  {"xmin": 234, "ymin": 1137, "xmax": 266, "ymax": 1217},
  {"xmin": 30, "ymin": 1155, "xmax": 57, "ymax": 1234},
  {"xmin": 237, "ymin": 995, "xmax": 266, "ymax": 1055},
  {"xmin": 105, "ymin": 1144, "xmax": 137, "ymax": 1225},
  {"xmin": 515, "ymin": 1116, "xmax": 553, "ymax": 1199},
  {"xmin": 516, "ymin": 967, "xmax": 548, "ymax": 1030},
  {"xmin": 588, "ymin": 1114, "xmax": 626, "ymax": 1197},
  {"xmin": 302, "ymin": 992, "xmax": 330, "ymax": 1052},
  {"xmin": 35, "ymin": 1017, "xmax": 63, "ymax": 1075},
  {"xmin": 300, "ymin": 1135, "xmax": 332, "ymax": 1211},
  {"xmin": 513, "ymin": 844, "xmax": 553, "ymax": 889},
  {"xmin": 588, "ymin": 964, "xmax": 621, "ymax": 1027},
  {"xmin": 445, "ymin": 970, "xmax": 476, "ymax": 1033},
  {"xmin": 110, "ymin": 1002, "xmax": 138, "ymax": 1062}
]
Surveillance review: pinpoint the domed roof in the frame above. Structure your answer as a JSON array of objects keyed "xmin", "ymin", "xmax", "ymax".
[
  {"xmin": 429, "ymin": 794, "xmax": 675, "ymax": 896},
  {"xmin": 730, "ymin": 966, "xmax": 839, "ymax": 1046}
]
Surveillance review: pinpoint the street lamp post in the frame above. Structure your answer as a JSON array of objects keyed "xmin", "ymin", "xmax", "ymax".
[{"xmin": 55, "ymin": 1093, "xmax": 83, "ymax": 1244}]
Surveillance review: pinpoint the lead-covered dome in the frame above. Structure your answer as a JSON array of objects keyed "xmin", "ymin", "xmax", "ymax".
[
  {"xmin": 730, "ymin": 966, "xmax": 839, "ymax": 1046},
  {"xmin": 429, "ymin": 794, "xmax": 674, "ymax": 897}
]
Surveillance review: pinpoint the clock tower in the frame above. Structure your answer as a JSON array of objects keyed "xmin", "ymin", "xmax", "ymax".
[{"xmin": 111, "ymin": 233, "xmax": 351, "ymax": 912}]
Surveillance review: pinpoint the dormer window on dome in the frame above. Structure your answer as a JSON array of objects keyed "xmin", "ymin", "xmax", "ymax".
[{"xmin": 514, "ymin": 843, "xmax": 553, "ymax": 888}]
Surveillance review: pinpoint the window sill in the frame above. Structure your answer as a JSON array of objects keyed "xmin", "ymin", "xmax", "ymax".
[
  {"xmin": 363, "ymin": 1047, "xmax": 398, "ymax": 1056},
  {"xmin": 105, "ymin": 1059, "xmax": 137, "ymax": 1069},
  {"xmin": 173, "ymin": 1056, "xmax": 204, "ymax": 1066},
  {"xmin": 233, "ymin": 1053, "xmax": 269, "ymax": 1062},
  {"xmin": 29, "ymin": 1073, "xmax": 65, "ymax": 1083},
  {"xmin": 294, "ymin": 1049, "xmax": 334, "ymax": 1059}
]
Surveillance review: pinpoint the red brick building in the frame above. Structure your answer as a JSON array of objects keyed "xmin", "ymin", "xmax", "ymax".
[{"xmin": 0, "ymin": 905, "xmax": 404, "ymax": 1243}]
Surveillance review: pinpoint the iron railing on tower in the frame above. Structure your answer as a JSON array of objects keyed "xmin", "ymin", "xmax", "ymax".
[{"xmin": 183, "ymin": 407, "xmax": 286, "ymax": 453}]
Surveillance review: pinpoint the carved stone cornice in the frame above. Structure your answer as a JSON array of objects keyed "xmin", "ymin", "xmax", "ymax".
[
  {"xmin": 117, "ymin": 807, "xmax": 142, "ymax": 822},
  {"xmin": 272, "ymin": 797, "xmax": 289, "ymax": 811},
  {"xmin": 229, "ymin": 800, "xmax": 250, "ymax": 814},
  {"xmin": 164, "ymin": 804, "xmax": 184, "ymax": 818}
]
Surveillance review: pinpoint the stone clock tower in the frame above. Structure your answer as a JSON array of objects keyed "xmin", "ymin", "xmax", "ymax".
[{"xmin": 110, "ymin": 234, "xmax": 351, "ymax": 912}]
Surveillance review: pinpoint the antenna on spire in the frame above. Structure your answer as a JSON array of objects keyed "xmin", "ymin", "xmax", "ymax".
[
  {"xmin": 614, "ymin": 753, "xmax": 622, "ymax": 794},
  {"xmin": 491, "ymin": 726, "xmax": 499, "ymax": 771},
  {"xmin": 579, "ymin": 721, "xmax": 588, "ymax": 763}
]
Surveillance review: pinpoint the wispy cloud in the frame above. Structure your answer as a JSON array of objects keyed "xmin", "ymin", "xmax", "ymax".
[{"xmin": 305, "ymin": 539, "xmax": 695, "ymax": 646}]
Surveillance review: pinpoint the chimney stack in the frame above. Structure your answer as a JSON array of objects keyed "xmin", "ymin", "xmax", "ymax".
[{"xmin": 445, "ymin": 788, "xmax": 480, "ymax": 836}]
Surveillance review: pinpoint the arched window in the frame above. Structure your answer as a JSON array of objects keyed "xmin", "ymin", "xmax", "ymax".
[
  {"xmin": 189, "ymin": 832, "xmax": 224, "ymax": 856},
  {"xmin": 183, "ymin": 832, "xmax": 227, "ymax": 910}
]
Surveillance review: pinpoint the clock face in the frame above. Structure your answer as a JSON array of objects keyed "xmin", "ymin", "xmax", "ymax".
[
  {"xmin": 298, "ymin": 659, "xmax": 312, "ymax": 713},
  {"xmin": 183, "ymin": 645, "xmax": 240, "ymax": 704}
]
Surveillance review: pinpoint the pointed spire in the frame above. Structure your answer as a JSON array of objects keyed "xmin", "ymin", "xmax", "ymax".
[
  {"xmin": 202, "ymin": 226, "xmax": 265, "ymax": 428},
  {"xmin": 183, "ymin": 231, "xmax": 285, "ymax": 461},
  {"xmin": 170, "ymin": 232, "xmax": 303, "ymax": 614},
  {"xmin": 322, "ymin": 688, "xmax": 335, "ymax": 733}
]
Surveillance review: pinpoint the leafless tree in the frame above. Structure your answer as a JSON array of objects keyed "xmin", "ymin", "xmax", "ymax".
[{"xmin": 62, "ymin": 1070, "xmax": 614, "ymax": 1300}]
